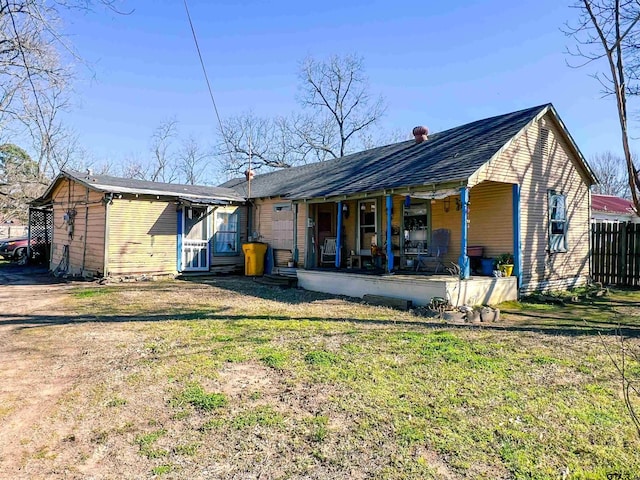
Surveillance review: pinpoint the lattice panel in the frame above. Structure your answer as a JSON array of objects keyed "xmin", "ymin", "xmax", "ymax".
[{"xmin": 28, "ymin": 207, "xmax": 53, "ymax": 263}]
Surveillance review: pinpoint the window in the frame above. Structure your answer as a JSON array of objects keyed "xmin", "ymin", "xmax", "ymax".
[
  {"xmin": 214, "ymin": 209, "xmax": 239, "ymax": 255},
  {"xmin": 272, "ymin": 203, "xmax": 293, "ymax": 250},
  {"xmin": 548, "ymin": 191, "xmax": 567, "ymax": 253}
]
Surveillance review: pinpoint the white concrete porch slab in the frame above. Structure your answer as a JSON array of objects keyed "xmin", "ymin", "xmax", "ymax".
[{"xmin": 296, "ymin": 270, "xmax": 518, "ymax": 306}]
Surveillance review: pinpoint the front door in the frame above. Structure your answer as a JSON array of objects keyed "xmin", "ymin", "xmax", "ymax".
[
  {"xmin": 182, "ymin": 206, "xmax": 209, "ymax": 271},
  {"xmin": 315, "ymin": 203, "xmax": 336, "ymax": 266}
]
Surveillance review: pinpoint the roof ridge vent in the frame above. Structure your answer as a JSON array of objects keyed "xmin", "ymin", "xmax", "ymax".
[{"xmin": 412, "ymin": 126, "xmax": 429, "ymax": 144}]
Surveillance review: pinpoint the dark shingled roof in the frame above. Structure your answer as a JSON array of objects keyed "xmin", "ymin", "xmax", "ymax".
[
  {"xmin": 221, "ymin": 104, "xmax": 551, "ymax": 200},
  {"xmin": 36, "ymin": 170, "xmax": 245, "ymax": 204}
]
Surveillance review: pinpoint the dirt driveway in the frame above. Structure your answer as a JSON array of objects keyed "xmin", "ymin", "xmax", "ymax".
[{"xmin": 0, "ymin": 266, "xmax": 100, "ymax": 478}]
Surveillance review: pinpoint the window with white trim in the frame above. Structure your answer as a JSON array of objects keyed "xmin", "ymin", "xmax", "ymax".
[
  {"xmin": 548, "ymin": 191, "xmax": 567, "ymax": 253},
  {"xmin": 214, "ymin": 209, "xmax": 239, "ymax": 255}
]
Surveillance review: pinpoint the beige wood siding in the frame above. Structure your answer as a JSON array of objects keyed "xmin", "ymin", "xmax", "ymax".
[
  {"xmin": 50, "ymin": 179, "xmax": 106, "ymax": 276},
  {"xmin": 251, "ymin": 198, "xmax": 307, "ymax": 267},
  {"xmin": 429, "ymin": 198, "xmax": 462, "ymax": 266},
  {"xmin": 107, "ymin": 198, "xmax": 177, "ymax": 275},
  {"xmin": 468, "ymin": 182, "xmax": 513, "ymax": 259},
  {"xmin": 253, "ymin": 199, "xmax": 272, "ymax": 242},
  {"xmin": 469, "ymin": 113, "xmax": 591, "ymax": 290},
  {"xmin": 211, "ymin": 205, "xmax": 247, "ymax": 268}
]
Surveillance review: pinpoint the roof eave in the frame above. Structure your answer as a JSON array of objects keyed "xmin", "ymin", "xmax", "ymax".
[
  {"xmin": 546, "ymin": 104, "xmax": 598, "ymax": 185},
  {"xmin": 37, "ymin": 170, "xmax": 246, "ymax": 204},
  {"xmin": 286, "ymin": 179, "xmax": 470, "ymax": 203},
  {"xmin": 30, "ymin": 171, "xmax": 76, "ymax": 205},
  {"xmin": 467, "ymin": 105, "xmax": 551, "ymax": 187},
  {"xmin": 102, "ymin": 185, "xmax": 244, "ymax": 203},
  {"xmin": 468, "ymin": 104, "xmax": 598, "ymax": 188}
]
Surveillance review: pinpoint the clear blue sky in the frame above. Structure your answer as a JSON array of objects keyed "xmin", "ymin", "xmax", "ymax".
[{"xmin": 60, "ymin": 0, "xmax": 636, "ymax": 176}]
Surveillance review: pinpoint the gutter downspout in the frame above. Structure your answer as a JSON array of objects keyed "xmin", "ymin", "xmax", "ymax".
[
  {"xmin": 103, "ymin": 193, "xmax": 113, "ymax": 277},
  {"xmin": 81, "ymin": 187, "xmax": 89, "ymax": 274}
]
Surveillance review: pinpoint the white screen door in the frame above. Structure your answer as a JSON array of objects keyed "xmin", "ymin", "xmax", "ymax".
[
  {"xmin": 358, "ymin": 200, "xmax": 377, "ymax": 255},
  {"xmin": 182, "ymin": 206, "xmax": 209, "ymax": 271}
]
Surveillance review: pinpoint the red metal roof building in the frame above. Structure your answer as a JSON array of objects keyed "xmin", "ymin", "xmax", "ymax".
[{"xmin": 592, "ymin": 194, "xmax": 639, "ymax": 223}]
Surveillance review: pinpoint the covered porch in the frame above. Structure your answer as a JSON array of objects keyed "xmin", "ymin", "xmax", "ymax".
[
  {"xmin": 303, "ymin": 181, "xmax": 521, "ymax": 278},
  {"xmin": 294, "ymin": 180, "xmax": 522, "ymax": 304}
]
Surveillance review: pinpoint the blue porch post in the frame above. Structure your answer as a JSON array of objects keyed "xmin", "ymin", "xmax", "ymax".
[
  {"xmin": 458, "ymin": 187, "xmax": 470, "ymax": 279},
  {"xmin": 335, "ymin": 201, "xmax": 343, "ymax": 268},
  {"xmin": 386, "ymin": 194, "xmax": 393, "ymax": 272},
  {"xmin": 176, "ymin": 208, "xmax": 183, "ymax": 272},
  {"xmin": 512, "ymin": 184, "xmax": 522, "ymax": 287}
]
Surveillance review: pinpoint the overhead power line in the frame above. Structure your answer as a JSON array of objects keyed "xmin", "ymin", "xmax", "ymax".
[{"xmin": 182, "ymin": 0, "xmax": 234, "ymax": 164}]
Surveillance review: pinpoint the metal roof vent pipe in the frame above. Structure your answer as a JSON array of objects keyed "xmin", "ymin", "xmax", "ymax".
[{"xmin": 413, "ymin": 126, "xmax": 429, "ymax": 144}]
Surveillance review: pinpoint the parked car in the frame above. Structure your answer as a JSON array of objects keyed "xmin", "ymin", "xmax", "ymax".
[{"xmin": 0, "ymin": 236, "xmax": 31, "ymax": 261}]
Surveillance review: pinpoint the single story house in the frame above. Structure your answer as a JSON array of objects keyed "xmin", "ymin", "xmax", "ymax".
[
  {"xmin": 31, "ymin": 103, "xmax": 596, "ymax": 306},
  {"xmin": 591, "ymin": 194, "xmax": 639, "ymax": 224},
  {"xmin": 221, "ymin": 103, "xmax": 597, "ymax": 305},
  {"xmin": 31, "ymin": 170, "xmax": 247, "ymax": 277}
]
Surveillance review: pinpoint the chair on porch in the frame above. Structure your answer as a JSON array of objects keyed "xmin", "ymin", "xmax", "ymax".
[
  {"xmin": 416, "ymin": 229, "xmax": 450, "ymax": 273},
  {"xmin": 320, "ymin": 237, "xmax": 337, "ymax": 266}
]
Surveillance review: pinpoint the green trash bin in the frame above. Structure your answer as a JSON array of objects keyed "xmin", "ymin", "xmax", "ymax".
[{"xmin": 242, "ymin": 242, "xmax": 268, "ymax": 276}]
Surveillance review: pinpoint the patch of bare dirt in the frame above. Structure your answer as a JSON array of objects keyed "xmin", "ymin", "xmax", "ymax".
[
  {"xmin": 0, "ymin": 277, "xmax": 143, "ymax": 479},
  {"xmin": 0, "ymin": 282, "xmax": 74, "ymax": 477},
  {"xmin": 216, "ymin": 362, "xmax": 276, "ymax": 398}
]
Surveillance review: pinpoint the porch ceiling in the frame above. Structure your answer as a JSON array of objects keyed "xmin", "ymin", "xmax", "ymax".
[{"xmin": 409, "ymin": 188, "xmax": 461, "ymax": 200}]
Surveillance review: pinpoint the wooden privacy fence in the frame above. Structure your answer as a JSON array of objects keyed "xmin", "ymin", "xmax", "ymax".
[{"xmin": 591, "ymin": 222, "xmax": 640, "ymax": 286}]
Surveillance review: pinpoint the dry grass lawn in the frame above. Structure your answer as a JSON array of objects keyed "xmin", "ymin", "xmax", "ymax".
[{"xmin": 0, "ymin": 274, "xmax": 639, "ymax": 479}]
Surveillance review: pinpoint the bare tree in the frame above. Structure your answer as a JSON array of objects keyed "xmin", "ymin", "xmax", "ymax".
[
  {"xmin": 0, "ymin": 143, "xmax": 46, "ymax": 222},
  {"xmin": 118, "ymin": 155, "xmax": 149, "ymax": 180},
  {"xmin": 358, "ymin": 126, "xmax": 409, "ymax": 151},
  {"xmin": 0, "ymin": 1, "xmax": 129, "ymax": 180},
  {"xmin": 20, "ymin": 84, "xmax": 84, "ymax": 178},
  {"xmin": 564, "ymin": 0, "xmax": 640, "ymax": 212},
  {"xmin": 0, "ymin": 1, "xmax": 70, "ymax": 131},
  {"xmin": 590, "ymin": 151, "xmax": 632, "ymax": 196},
  {"xmin": 218, "ymin": 54, "xmax": 388, "ymax": 176},
  {"xmin": 178, "ymin": 137, "xmax": 211, "ymax": 185},
  {"xmin": 297, "ymin": 54, "xmax": 387, "ymax": 159},
  {"xmin": 218, "ymin": 113, "xmax": 305, "ymax": 175},
  {"xmin": 600, "ymin": 330, "xmax": 640, "ymax": 440},
  {"xmin": 149, "ymin": 118, "xmax": 178, "ymax": 183}
]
